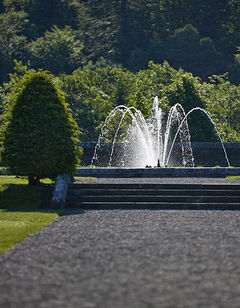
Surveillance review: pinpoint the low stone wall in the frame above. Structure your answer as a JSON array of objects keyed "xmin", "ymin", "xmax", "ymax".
[
  {"xmin": 191, "ymin": 143, "xmax": 240, "ymax": 167},
  {"xmin": 80, "ymin": 142, "xmax": 240, "ymax": 167}
]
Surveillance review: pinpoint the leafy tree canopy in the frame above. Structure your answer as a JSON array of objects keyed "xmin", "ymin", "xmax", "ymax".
[
  {"xmin": 0, "ymin": 0, "xmax": 240, "ymax": 82},
  {"xmin": 28, "ymin": 25, "xmax": 85, "ymax": 75}
]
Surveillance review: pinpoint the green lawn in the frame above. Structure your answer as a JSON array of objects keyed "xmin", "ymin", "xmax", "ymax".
[
  {"xmin": 226, "ymin": 176, "xmax": 240, "ymax": 180},
  {"xmin": 0, "ymin": 175, "xmax": 54, "ymax": 185},
  {"xmin": 0, "ymin": 176, "xmax": 60, "ymax": 253}
]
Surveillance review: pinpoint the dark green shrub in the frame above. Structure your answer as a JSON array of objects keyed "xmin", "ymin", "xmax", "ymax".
[{"xmin": 1, "ymin": 71, "xmax": 81, "ymax": 184}]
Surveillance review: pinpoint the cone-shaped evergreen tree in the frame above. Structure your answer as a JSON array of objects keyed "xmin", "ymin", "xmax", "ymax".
[{"xmin": 2, "ymin": 72, "xmax": 80, "ymax": 184}]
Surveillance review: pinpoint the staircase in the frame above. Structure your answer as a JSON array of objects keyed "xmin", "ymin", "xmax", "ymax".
[{"xmin": 66, "ymin": 183, "xmax": 240, "ymax": 210}]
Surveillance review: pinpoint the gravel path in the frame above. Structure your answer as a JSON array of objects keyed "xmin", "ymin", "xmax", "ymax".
[{"xmin": 1, "ymin": 208, "xmax": 240, "ymax": 308}]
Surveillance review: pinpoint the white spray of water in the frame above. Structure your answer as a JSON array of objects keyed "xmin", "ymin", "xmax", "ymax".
[
  {"xmin": 165, "ymin": 107, "xmax": 230, "ymax": 167},
  {"xmin": 92, "ymin": 97, "xmax": 230, "ymax": 167}
]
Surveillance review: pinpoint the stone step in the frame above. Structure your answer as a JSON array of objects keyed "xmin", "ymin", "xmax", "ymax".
[
  {"xmin": 67, "ymin": 182, "xmax": 240, "ymax": 209},
  {"xmin": 67, "ymin": 201, "xmax": 240, "ymax": 210},
  {"xmin": 70, "ymin": 183, "xmax": 240, "ymax": 190},
  {"xmin": 67, "ymin": 195, "xmax": 240, "ymax": 203},
  {"xmin": 69, "ymin": 188, "xmax": 240, "ymax": 197}
]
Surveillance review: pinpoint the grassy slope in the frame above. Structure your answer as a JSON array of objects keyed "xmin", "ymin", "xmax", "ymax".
[{"xmin": 0, "ymin": 176, "xmax": 59, "ymax": 253}]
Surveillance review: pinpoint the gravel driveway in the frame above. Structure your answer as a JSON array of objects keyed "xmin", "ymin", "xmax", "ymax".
[{"xmin": 1, "ymin": 208, "xmax": 240, "ymax": 308}]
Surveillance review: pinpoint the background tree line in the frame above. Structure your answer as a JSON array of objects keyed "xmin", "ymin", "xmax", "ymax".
[
  {"xmin": 1, "ymin": 0, "xmax": 240, "ymax": 83},
  {"xmin": 1, "ymin": 0, "xmax": 240, "ymax": 144}
]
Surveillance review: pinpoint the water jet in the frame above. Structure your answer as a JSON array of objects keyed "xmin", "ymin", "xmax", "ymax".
[{"xmin": 91, "ymin": 97, "xmax": 230, "ymax": 168}]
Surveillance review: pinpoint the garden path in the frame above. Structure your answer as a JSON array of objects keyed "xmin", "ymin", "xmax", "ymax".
[{"xmin": 1, "ymin": 178, "xmax": 240, "ymax": 307}]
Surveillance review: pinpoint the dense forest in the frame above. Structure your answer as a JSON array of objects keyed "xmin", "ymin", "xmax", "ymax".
[
  {"xmin": 1, "ymin": 0, "xmax": 240, "ymax": 143},
  {"xmin": 1, "ymin": 0, "xmax": 240, "ymax": 81}
]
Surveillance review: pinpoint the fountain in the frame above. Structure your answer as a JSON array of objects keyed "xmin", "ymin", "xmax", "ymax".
[{"xmin": 91, "ymin": 97, "xmax": 230, "ymax": 168}]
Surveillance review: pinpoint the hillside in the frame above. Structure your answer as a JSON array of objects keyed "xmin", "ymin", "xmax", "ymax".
[
  {"xmin": 1, "ymin": 0, "xmax": 240, "ymax": 144},
  {"xmin": 0, "ymin": 0, "xmax": 240, "ymax": 82}
]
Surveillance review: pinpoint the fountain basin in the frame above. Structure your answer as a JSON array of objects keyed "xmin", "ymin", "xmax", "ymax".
[{"xmin": 76, "ymin": 167, "xmax": 240, "ymax": 178}]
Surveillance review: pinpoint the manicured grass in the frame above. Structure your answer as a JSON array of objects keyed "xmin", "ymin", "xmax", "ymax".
[
  {"xmin": 226, "ymin": 176, "xmax": 240, "ymax": 180},
  {"xmin": 0, "ymin": 175, "xmax": 54, "ymax": 185},
  {"xmin": 0, "ymin": 175, "xmax": 59, "ymax": 253},
  {"xmin": 0, "ymin": 211, "xmax": 58, "ymax": 253}
]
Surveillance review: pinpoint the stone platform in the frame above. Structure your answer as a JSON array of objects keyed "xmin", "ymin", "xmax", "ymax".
[{"xmin": 76, "ymin": 167, "xmax": 240, "ymax": 178}]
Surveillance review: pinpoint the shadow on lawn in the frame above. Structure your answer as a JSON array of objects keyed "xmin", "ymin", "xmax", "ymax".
[{"xmin": 0, "ymin": 184, "xmax": 61, "ymax": 213}]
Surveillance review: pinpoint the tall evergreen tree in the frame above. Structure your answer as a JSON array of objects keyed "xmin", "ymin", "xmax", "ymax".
[{"xmin": 1, "ymin": 71, "xmax": 80, "ymax": 184}]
